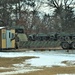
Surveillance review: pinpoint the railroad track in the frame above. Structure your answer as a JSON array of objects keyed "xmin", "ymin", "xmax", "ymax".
[{"xmin": 0, "ymin": 47, "xmax": 63, "ymax": 52}]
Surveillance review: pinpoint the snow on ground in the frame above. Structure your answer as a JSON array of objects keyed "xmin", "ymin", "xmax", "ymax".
[
  {"xmin": 25, "ymin": 51, "xmax": 75, "ymax": 67},
  {"xmin": 0, "ymin": 50, "xmax": 75, "ymax": 75}
]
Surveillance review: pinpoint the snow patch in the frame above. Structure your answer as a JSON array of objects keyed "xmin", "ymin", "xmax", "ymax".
[
  {"xmin": 0, "ymin": 67, "xmax": 11, "ymax": 70},
  {"xmin": 0, "ymin": 50, "xmax": 75, "ymax": 75}
]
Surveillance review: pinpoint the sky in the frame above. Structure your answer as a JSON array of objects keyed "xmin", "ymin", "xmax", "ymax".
[
  {"xmin": 19, "ymin": 0, "xmax": 75, "ymax": 17},
  {"xmin": 36, "ymin": 0, "xmax": 75, "ymax": 15}
]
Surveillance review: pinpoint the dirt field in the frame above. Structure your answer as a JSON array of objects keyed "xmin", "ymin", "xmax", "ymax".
[
  {"xmin": 0, "ymin": 57, "xmax": 36, "ymax": 72},
  {"xmin": 0, "ymin": 56, "xmax": 75, "ymax": 75},
  {"xmin": 17, "ymin": 66, "xmax": 75, "ymax": 75}
]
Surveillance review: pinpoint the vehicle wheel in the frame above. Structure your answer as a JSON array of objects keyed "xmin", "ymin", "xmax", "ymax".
[
  {"xmin": 71, "ymin": 42, "xmax": 75, "ymax": 49},
  {"xmin": 64, "ymin": 36, "xmax": 69, "ymax": 41},
  {"xmin": 60, "ymin": 42, "xmax": 69, "ymax": 49}
]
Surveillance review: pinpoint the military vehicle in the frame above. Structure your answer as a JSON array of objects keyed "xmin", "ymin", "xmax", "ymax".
[{"xmin": 28, "ymin": 32, "xmax": 75, "ymax": 49}]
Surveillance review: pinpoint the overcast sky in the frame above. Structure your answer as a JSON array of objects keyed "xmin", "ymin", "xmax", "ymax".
[{"xmin": 37, "ymin": 0, "xmax": 75, "ymax": 15}]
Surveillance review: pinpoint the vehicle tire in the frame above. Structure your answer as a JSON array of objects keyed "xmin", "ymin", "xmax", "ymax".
[
  {"xmin": 64, "ymin": 36, "xmax": 69, "ymax": 41},
  {"xmin": 60, "ymin": 42, "xmax": 69, "ymax": 49},
  {"xmin": 71, "ymin": 42, "xmax": 75, "ymax": 49}
]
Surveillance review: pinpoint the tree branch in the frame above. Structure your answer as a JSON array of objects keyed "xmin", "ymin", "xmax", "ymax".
[
  {"xmin": 68, "ymin": 0, "xmax": 74, "ymax": 7},
  {"xmin": 51, "ymin": 0, "xmax": 58, "ymax": 8},
  {"xmin": 54, "ymin": 0, "xmax": 59, "ymax": 7},
  {"xmin": 64, "ymin": 0, "xmax": 69, "ymax": 6}
]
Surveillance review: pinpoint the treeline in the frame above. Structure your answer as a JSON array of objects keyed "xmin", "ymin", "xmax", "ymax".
[{"xmin": 0, "ymin": 0, "xmax": 75, "ymax": 34}]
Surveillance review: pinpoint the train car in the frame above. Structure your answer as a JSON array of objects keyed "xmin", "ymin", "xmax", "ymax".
[{"xmin": 0, "ymin": 27, "xmax": 15, "ymax": 50}]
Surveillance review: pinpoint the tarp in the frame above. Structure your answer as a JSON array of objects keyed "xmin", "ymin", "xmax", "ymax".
[{"xmin": 17, "ymin": 34, "xmax": 28, "ymax": 41}]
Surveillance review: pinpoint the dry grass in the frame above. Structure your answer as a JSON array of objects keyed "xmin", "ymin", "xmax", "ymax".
[
  {"xmin": 15, "ymin": 66, "xmax": 75, "ymax": 75},
  {"xmin": 0, "ymin": 56, "xmax": 36, "ymax": 72},
  {"xmin": 0, "ymin": 56, "xmax": 75, "ymax": 75},
  {"xmin": 0, "ymin": 69, "xmax": 13, "ymax": 72},
  {"xmin": 0, "ymin": 56, "xmax": 36, "ymax": 67}
]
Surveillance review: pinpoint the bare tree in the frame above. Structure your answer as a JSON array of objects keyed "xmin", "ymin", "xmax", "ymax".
[
  {"xmin": 45, "ymin": 0, "xmax": 75, "ymax": 32},
  {"xmin": 21, "ymin": 0, "xmax": 44, "ymax": 34}
]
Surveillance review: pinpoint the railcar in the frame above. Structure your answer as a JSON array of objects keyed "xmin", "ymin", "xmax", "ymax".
[{"xmin": 0, "ymin": 27, "xmax": 15, "ymax": 50}]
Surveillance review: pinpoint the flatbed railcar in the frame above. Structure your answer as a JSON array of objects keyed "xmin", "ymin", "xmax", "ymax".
[
  {"xmin": 11, "ymin": 29, "xmax": 75, "ymax": 50},
  {"xmin": 27, "ymin": 33, "xmax": 75, "ymax": 50}
]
